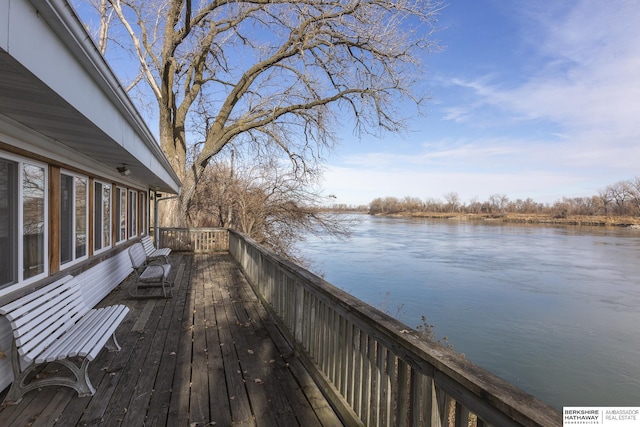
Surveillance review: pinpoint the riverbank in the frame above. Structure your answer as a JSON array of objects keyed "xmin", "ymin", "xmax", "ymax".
[{"xmin": 376, "ymin": 212, "xmax": 640, "ymax": 227}]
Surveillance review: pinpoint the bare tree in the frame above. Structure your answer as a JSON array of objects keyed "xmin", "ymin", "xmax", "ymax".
[
  {"xmin": 191, "ymin": 150, "xmax": 351, "ymax": 262},
  {"xmin": 78, "ymin": 0, "xmax": 441, "ymax": 226},
  {"xmin": 607, "ymin": 181, "xmax": 631, "ymax": 215},
  {"xmin": 443, "ymin": 191, "xmax": 460, "ymax": 212},
  {"xmin": 627, "ymin": 177, "xmax": 640, "ymax": 215},
  {"xmin": 488, "ymin": 193, "xmax": 509, "ymax": 214}
]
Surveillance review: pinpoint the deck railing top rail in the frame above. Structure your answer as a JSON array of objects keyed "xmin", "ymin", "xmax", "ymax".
[{"xmin": 156, "ymin": 227, "xmax": 228, "ymax": 253}]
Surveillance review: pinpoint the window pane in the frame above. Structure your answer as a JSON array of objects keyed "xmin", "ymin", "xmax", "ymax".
[
  {"xmin": 94, "ymin": 182, "xmax": 102, "ymax": 251},
  {"xmin": 140, "ymin": 192, "xmax": 147, "ymax": 235},
  {"xmin": 23, "ymin": 164, "xmax": 45, "ymax": 279},
  {"xmin": 60, "ymin": 174, "xmax": 73, "ymax": 264},
  {"xmin": 129, "ymin": 191, "xmax": 137, "ymax": 237},
  {"xmin": 119, "ymin": 188, "xmax": 127, "ymax": 241},
  {"xmin": 0, "ymin": 159, "xmax": 17, "ymax": 286},
  {"xmin": 103, "ymin": 186, "xmax": 111, "ymax": 247},
  {"xmin": 75, "ymin": 177, "xmax": 87, "ymax": 258}
]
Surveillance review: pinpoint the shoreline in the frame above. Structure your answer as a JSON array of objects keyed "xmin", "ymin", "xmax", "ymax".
[{"xmin": 374, "ymin": 212, "xmax": 640, "ymax": 228}]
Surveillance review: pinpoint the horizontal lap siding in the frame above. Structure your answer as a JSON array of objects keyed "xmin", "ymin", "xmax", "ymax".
[
  {"xmin": 0, "ymin": 316, "xmax": 12, "ymax": 391},
  {"xmin": 77, "ymin": 250, "xmax": 132, "ymax": 308}
]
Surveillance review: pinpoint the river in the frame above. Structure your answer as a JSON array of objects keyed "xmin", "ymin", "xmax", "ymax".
[{"xmin": 295, "ymin": 214, "xmax": 640, "ymax": 409}]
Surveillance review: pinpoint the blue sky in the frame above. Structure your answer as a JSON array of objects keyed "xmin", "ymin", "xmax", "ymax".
[{"xmin": 322, "ymin": 0, "xmax": 640, "ymax": 206}]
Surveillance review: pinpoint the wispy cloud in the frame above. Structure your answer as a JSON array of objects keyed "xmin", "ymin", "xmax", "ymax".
[
  {"xmin": 449, "ymin": 0, "xmax": 640, "ymax": 142},
  {"xmin": 323, "ymin": 0, "xmax": 640, "ymax": 206}
]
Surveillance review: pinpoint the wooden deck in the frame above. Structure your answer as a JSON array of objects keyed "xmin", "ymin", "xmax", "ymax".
[{"xmin": 0, "ymin": 253, "xmax": 342, "ymax": 427}]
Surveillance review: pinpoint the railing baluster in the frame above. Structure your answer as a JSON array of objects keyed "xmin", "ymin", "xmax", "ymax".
[
  {"xmin": 409, "ymin": 367, "xmax": 423, "ymax": 427},
  {"xmin": 396, "ymin": 359, "xmax": 408, "ymax": 427},
  {"xmin": 455, "ymin": 401, "xmax": 471, "ymax": 427},
  {"xmin": 365, "ymin": 335, "xmax": 375, "ymax": 426},
  {"xmin": 335, "ymin": 314, "xmax": 344, "ymax": 393},
  {"xmin": 383, "ymin": 349, "xmax": 394, "ymax": 427},
  {"xmin": 344, "ymin": 320, "xmax": 355, "ymax": 404},
  {"xmin": 353, "ymin": 327, "xmax": 363, "ymax": 418}
]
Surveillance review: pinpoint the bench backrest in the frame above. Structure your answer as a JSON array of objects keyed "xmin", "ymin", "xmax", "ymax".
[
  {"xmin": 141, "ymin": 236, "xmax": 156, "ymax": 257},
  {"xmin": 0, "ymin": 275, "xmax": 89, "ymax": 363},
  {"xmin": 128, "ymin": 242, "xmax": 148, "ymax": 269}
]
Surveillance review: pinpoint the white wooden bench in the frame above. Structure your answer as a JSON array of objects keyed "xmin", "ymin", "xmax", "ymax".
[
  {"xmin": 0, "ymin": 275, "xmax": 129, "ymax": 405},
  {"xmin": 141, "ymin": 235, "xmax": 171, "ymax": 263},
  {"xmin": 128, "ymin": 242, "xmax": 173, "ymax": 298}
]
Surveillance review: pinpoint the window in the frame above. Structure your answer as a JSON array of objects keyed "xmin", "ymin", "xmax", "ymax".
[
  {"xmin": 116, "ymin": 187, "xmax": 127, "ymax": 242},
  {"xmin": 94, "ymin": 181, "xmax": 111, "ymax": 252},
  {"xmin": 0, "ymin": 159, "xmax": 17, "ymax": 286},
  {"xmin": 60, "ymin": 172, "xmax": 88, "ymax": 266},
  {"xmin": 0, "ymin": 153, "xmax": 47, "ymax": 288},
  {"xmin": 128, "ymin": 190, "xmax": 138, "ymax": 238},
  {"xmin": 140, "ymin": 192, "xmax": 147, "ymax": 235}
]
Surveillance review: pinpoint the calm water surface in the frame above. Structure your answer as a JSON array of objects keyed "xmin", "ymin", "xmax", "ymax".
[{"xmin": 296, "ymin": 214, "xmax": 640, "ymax": 409}]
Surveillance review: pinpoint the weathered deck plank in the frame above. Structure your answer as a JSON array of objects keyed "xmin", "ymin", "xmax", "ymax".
[{"xmin": 0, "ymin": 253, "xmax": 343, "ymax": 427}]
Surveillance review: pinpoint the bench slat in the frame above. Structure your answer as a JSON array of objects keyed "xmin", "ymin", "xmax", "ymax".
[
  {"xmin": 61, "ymin": 307, "xmax": 122, "ymax": 359},
  {"xmin": 140, "ymin": 264, "xmax": 171, "ymax": 280},
  {"xmin": 141, "ymin": 235, "xmax": 171, "ymax": 259},
  {"xmin": 11, "ymin": 288, "xmax": 84, "ymax": 331},
  {"xmin": 0, "ymin": 275, "xmax": 75, "ymax": 317},
  {"xmin": 80, "ymin": 306, "xmax": 129, "ymax": 360},
  {"xmin": 12, "ymin": 289, "xmax": 86, "ymax": 361},
  {"xmin": 17, "ymin": 306, "xmax": 80, "ymax": 350},
  {"xmin": 33, "ymin": 310, "xmax": 100, "ymax": 363},
  {"xmin": 149, "ymin": 248, "xmax": 171, "ymax": 258},
  {"xmin": 38, "ymin": 305, "xmax": 129, "ymax": 363}
]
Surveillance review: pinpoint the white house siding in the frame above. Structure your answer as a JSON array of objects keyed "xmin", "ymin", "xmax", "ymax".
[{"xmin": 76, "ymin": 249, "xmax": 133, "ymax": 309}]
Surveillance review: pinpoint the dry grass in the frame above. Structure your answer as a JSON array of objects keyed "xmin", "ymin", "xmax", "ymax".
[{"xmin": 388, "ymin": 212, "xmax": 640, "ymax": 227}]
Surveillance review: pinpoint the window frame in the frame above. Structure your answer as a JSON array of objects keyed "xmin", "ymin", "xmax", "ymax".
[
  {"xmin": 0, "ymin": 151, "xmax": 48, "ymax": 289},
  {"xmin": 93, "ymin": 179, "xmax": 112, "ymax": 254},
  {"xmin": 140, "ymin": 191, "xmax": 148, "ymax": 236},
  {"xmin": 128, "ymin": 189, "xmax": 138, "ymax": 239},
  {"xmin": 115, "ymin": 186, "xmax": 128, "ymax": 244},
  {"xmin": 59, "ymin": 170, "xmax": 89, "ymax": 268}
]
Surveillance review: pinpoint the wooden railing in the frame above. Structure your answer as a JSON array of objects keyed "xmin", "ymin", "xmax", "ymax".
[
  {"xmin": 156, "ymin": 227, "xmax": 228, "ymax": 253},
  {"xmin": 155, "ymin": 228, "xmax": 561, "ymax": 426},
  {"xmin": 228, "ymin": 230, "xmax": 562, "ymax": 427}
]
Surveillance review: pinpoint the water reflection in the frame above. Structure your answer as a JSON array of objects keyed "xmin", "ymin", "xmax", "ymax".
[{"xmin": 297, "ymin": 214, "xmax": 640, "ymax": 408}]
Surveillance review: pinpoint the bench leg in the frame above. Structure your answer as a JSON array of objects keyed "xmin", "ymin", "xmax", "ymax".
[
  {"xmin": 129, "ymin": 275, "xmax": 173, "ymax": 299},
  {"xmin": 162, "ymin": 274, "xmax": 172, "ymax": 298},
  {"xmin": 105, "ymin": 332, "xmax": 122, "ymax": 352},
  {"xmin": 128, "ymin": 278, "xmax": 141, "ymax": 298},
  {"xmin": 2, "ymin": 341, "xmax": 95, "ymax": 405}
]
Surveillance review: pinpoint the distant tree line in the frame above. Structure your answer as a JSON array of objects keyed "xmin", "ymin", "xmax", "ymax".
[{"xmin": 368, "ymin": 178, "xmax": 640, "ymax": 218}]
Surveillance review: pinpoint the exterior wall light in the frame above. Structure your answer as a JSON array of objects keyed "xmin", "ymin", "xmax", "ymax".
[{"xmin": 117, "ymin": 165, "xmax": 130, "ymax": 176}]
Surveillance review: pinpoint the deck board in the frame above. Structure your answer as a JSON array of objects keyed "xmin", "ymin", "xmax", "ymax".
[{"xmin": 0, "ymin": 253, "xmax": 343, "ymax": 427}]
